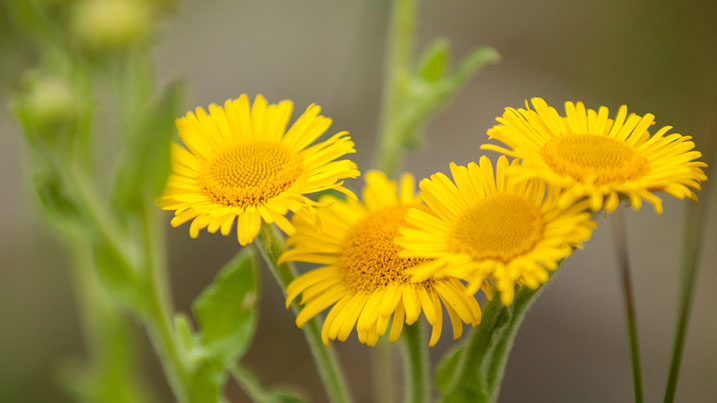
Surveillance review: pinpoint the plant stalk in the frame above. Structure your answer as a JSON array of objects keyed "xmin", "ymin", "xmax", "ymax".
[
  {"xmin": 663, "ymin": 183, "xmax": 711, "ymax": 402},
  {"xmin": 401, "ymin": 321, "xmax": 430, "ymax": 403},
  {"xmin": 442, "ymin": 297, "xmax": 505, "ymax": 403},
  {"xmin": 139, "ymin": 205, "xmax": 193, "ymax": 402},
  {"xmin": 67, "ymin": 235, "xmax": 154, "ymax": 403},
  {"xmin": 374, "ymin": 0, "xmax": 418, "ymax": 177},
  {"xmin": 256, "ymin": 224, "xmax": 354, "ymax": 403},
  {"xmin": 231, "ymin": 363, "xmax": 273, "ymax": 402},
  {"xmin": 483, "ymin": 284, "xmax": 548, "ymax": 399},
  {"xmin": 613, "ymin": 207, "xmax": 644, "ymax": 403}
]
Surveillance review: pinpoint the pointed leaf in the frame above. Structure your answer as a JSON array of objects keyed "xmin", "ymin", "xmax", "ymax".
[
  {"xmin": 451, "ymin": 46, "xmax": 500, "ymax": 88},
  {"xmin": 91, "ymin": 235, "xmax": 142, "ymax": 310},
  {"xmin": 112, "ymin": 80, "xmax": 184, "ymax": 211},
  {"xmin": 417, "ymin": 38, "xmax": 450, "ymax": 82},
  {"xmin": 192, "ymin": 247, "xmax": 259, "ymax": 365},
  {"xmin": 232, "ymin": 363, "xmax": 308, "ymax": 403}
]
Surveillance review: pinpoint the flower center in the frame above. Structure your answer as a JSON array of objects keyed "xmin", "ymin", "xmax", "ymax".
[
  {"xmin": 338, "ymin": 205, "xmax": 430, "ymax": 292},
  {"xmin": 452, "ymin": 194, "xmax": 543, "ymax": 262},
  {"xmin": 541, "ymin": 134, "xmax": 649, "ymax": 185},
  {"xmin": 197, "ymin": 140, "xmax": 302, "ymax": 208}
]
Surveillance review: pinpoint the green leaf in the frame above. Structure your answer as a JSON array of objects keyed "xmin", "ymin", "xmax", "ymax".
[
  {"xmin": 174, "ymin": 313, "xmax": 195, "ymax": 355},
  {"xmin": 435, "ymin": 343, "xmax": 462, "ymax": 393},
  {"xmin": 451, "ymin": 46, "xmax": 500, "ymax": 88},
  {"xmin": 91, "ymin": 234, "xmax": 141, "ymax": 310},
  {"xmin": 31, "ymin": 169, "xmax": 83, "ymax": 231},
  {"xmin": 192, "ymin": 247, "xmax": 259, "ymax": 365},
  {"xmin": 112, "ymin": 80, "xmax": 184, "ymax": 212},
  {"xmin": 397, "ymin": 45, "xmax": 500, "ymax": 151},
  {"xmin": 417, "ymin": 38, "xmax": 450, "ymax": 82},
  {"xmin": 231, "ymin": 363, "xmax": 308, "ymax": 403},
  {"xmin": 186, "ymin": 248, "xmax": 259, "ymax": 402}
]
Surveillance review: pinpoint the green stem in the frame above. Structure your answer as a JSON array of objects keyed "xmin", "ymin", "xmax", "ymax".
[
  {"xmin": 63, "ymin": 166, "xmax": 195, "ymax": 402},
  {"xmin": 401, "ymin": 322, "xmax": 430, "ymax": 403},
  {"xmin": 613, "ymin": 208, "xmax": 644, "ymax": 403},
  {"xmin": 484, "ymin": 285, "xmax": 547, "ymax": 399},
  {"xmin": 67, "ymin": 235, "xmax": 154, "ymax": 403},
  {"xmin": 139, "ymin": 206, "xmax": 193, "ymax": 402},
  {"xmin": 373, "ymin": 341, "xmax": 398, "ymax": 403},
  {"xmin": 443, "ymin": 297, "xmax": 507, "ymax": 403},
  {"xmin": 373, "ymin": 0, "xmax": 418, "ymax": 177},
  {"xmin": 255, "ymin": 225, "xmax": 354, "ymax": 403},
  {"xmin": 230, "ymin": 363, "xmax": 272, "ymax": 402},
  {"xmin": 663, "ymin": 189, "xmax": 710, "ymax": 402},
  {"xmin": 443, "ymin": 272, "xmax": 558, "ymax": 403}
]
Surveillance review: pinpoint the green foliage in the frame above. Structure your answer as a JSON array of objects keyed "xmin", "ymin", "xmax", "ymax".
[
  {"xmin": 435, "ymin": 343, "xmax": 461, "ymax": 393},
  {"xmin": 31, "ymin": 169, "xmax": 83, "ymax": 231},
  {"xmin": 166, "ymin": 247, "xmax": 262, "ymax": 401},
  {"xmin": 112, "ymin": 79, "xmax": 184, "ymax": 213},
  {"xmin": 193, "ymin": 247, "xmax": 259, "ymax": 364},
  {"xmin": 231, "ymin": 363, "xmax": 308, "ymax": 403},
  {"xmin": 417, "ymin": 38, "xmax": 450, "ymax": 83},
  {"xmin": 91, "ymin": 234, "xmax": 142, "ymax": 310},
  {"xmin": 436, "ymin": 284, "xmax": 547, "ymax": 403},
  {"xmin": 399, "ymin": 40, "xmax": 500, "ymax": 150}
]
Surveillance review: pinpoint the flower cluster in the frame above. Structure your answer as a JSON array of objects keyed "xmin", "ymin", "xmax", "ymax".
[{"xmin": 162, "ymin": 95, "xmax": 707, "ymax": 346}]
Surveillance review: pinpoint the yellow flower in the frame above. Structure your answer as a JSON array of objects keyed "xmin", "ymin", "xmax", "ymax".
[
  {"xmin": 159, "ymin": 94, "xmax": 360, "ymax": 245},
  {"xmin": 281, "ymin": 171, "xmax": 482, "ymax": 347},
  {"xmin": 396, "ymin": 156, "xmax": 596, "ymax": 305},
  {"xmin": 482, "ymin": 98, "xmax": 708, "ymax": 213}
]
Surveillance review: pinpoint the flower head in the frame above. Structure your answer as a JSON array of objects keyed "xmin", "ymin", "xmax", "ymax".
[
  {"xmin": 72, "ymin": 0, "xmax": 153, "ymax": 49},
  {"xmin": 281, "ymin": 171, "xmax": 482, "ymax": 347},
  {"xmin": 482, "ymin": 98, "xmax": 708, "ymax": 213},
  {"xmin": 396, "ymin": 156, "xmax": 596, "ymax": 305},
  {"xmin": 159, "ymin": 94, "xmax": 360, "ymax": 245}
]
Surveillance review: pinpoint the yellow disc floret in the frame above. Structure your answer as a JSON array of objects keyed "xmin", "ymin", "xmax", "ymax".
[
  {"xmin": 541, "ymin": 134, "xmax": 648, "ymax": 185},
  {"xmin": 198, "ymin": 141, "xmax": 302, "ymax": 208},
  {"xmin": 281, "ymin": 171, "xmax": 483, "ymax": 347},
  {"xmin": 483, "ymin": 98, "xmax": 707, "ymax": 213},
  {"xmin": 397, "ymin": 156, "xmax": 596, "ymax": 305},
  {"xmin": 338, "ymin": 205, "xmax": 429, "ymax": 291},
  {"xmin": 158, "ymin": 94, "xmax": 359, "ymax": 245},
  {"xmin": 452, "ymin": 194, "xmax": 543, "ymax": 262}
]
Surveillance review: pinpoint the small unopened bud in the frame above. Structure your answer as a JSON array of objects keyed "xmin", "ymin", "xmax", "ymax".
[
  {"xmin": 25, "ymin": 75, "xmax": 79, "ymax": 125},
  {"xmin": 71, "ymin": 0, "xmax": 152, "ymax": 49}
]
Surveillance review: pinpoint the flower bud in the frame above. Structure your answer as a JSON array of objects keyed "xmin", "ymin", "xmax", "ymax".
[
  {"xmin": 71, "ymin": 0, "xmax": 152, "ymax": 49},
  {"xmin": 24, "ymin": 75, "xmax": 79, "ymax": 125}
]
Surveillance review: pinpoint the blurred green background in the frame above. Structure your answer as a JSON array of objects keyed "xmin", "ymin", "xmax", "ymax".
[{"xmin": 1, "ymin": 0, "xmax": 716, "ymax": 402}]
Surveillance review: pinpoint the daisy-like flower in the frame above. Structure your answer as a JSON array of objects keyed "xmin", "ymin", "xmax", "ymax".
[
  {"xmin": 482, "ymin": 98, "xmax": 708, "ymax": 213},
  {"xmin": 396, "ymin": 156, "xmax": 596, "ymax": 305},
  {"xmin": 158, "ymin": 94, "xmax": 360, "ymax": 245},
  {"xmin": 280, "ymin": 171, "xmax": 482, "ymax": 347}
]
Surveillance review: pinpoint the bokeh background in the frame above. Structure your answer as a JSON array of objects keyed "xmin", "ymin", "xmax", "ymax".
[{"xmin": 2, "ymin": 0, "xmax": 716, "ymax": 402}]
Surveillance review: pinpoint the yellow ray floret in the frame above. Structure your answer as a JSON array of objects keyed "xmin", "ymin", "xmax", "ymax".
[
  {"xmin": 281, "ymin": 171, "xmax": 483, "ymax": 347},
  {"xmin": 158, "ymin": 94, "xmax": 360, "ymax": 245},
  {"xmin": 482, "ymin": 97, "xmax": 708, "ymax": 214},
  {"xmin": 396, "ymin": 156, "xmax": 596, "ymax": 306}
]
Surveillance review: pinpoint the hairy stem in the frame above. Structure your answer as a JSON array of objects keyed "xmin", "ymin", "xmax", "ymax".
[
  {"xmin": 442, "ymin": 297, "xmax": 505, "ymax": 403},
  {"xmin": 68, "ymin": 236, "xmax": 154, "ymax": 403},
  {"xmin": 401, "ymin": 322, "xmax": 430, "ymax": 403},
  {"xmin": 231, "ymin": 363, "xmax": 272, "ymax": 402},
  {"xmin": 664, "ymin": 185, "xmax": 711, "ymax": 402},
  {"xmin": 374, "ymin": 0, "xmax": 418, "ymax": 177},
  {"xmin": 613, "ymin": 208, "xmax": 644, "ymax": 403},
  {"xmin": 484, "ymin": 284, "xmax": 548, "ymax": 400},
  {"xmin": 139, "ymin": 206, "xmax": 194, "ymax": 402},
  {"xmin": 256, "ymin": 225, "xmax": 354, "ymax": 403}
]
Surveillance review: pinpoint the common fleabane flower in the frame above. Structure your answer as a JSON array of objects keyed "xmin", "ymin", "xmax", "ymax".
[
  {"xmin": 281, "ymin": 171, "xmax": 482, "ymax": 347},
  {"xmin": 396, "ymin": 156, "xmax": 596, "ymax": 305},
  {"xmin": 482, "ymin": 98, "xmax": 708, "ymax": 213},
  {"xmin": 159, "ymin": 94, "xmax": 360, "ymax": 245}
]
